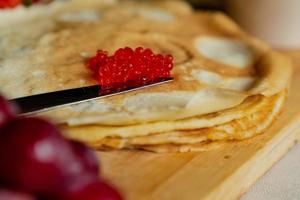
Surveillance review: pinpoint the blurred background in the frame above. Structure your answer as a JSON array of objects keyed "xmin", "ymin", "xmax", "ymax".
[{"xmin": 188, "ymin": 0, "xmax": 300, "ymax": 49}]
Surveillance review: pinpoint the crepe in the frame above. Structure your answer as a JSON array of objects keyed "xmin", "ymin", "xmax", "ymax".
[
  {"xmin": 0, "ymin": 0, "xmax": 292, "ymax": 152},
  {"xmin": 63, "ymin": 90, "xmax": 286, "ymax": 152}
]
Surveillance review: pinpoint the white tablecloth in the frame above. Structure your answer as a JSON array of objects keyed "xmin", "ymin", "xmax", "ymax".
[{"xmin": 242, "ymin": 142, "xmax": 300, "ymax": 200}]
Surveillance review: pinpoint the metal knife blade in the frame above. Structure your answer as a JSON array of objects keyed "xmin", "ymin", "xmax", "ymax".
[{"xmin": 11, "ymin": 78, "xmax": 173, "ymax": 115}]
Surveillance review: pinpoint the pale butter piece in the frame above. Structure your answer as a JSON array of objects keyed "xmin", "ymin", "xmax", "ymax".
[
  {"xmin": 123, "ymin": 92, "xmax": 193, "ymax": 112},
  {"xmin": 192, "ymin": 69, "xmax": 255, "ymax": 91},
  {"xmin": 223, "ymin": 77, "xmax": 255, "ymax": 91},
  {"xmin": 58, "ymin": 10, "xmax": 100, "ymax": 22},
  {"xmin": 195, "ymin": 36, "xmax": 256, "ymax": 68},
  {"xmin": 192, "ymin": 69, "xmax": 223, "ymax": 85},
  {"xmin": 187, "ymin": 88, "xmax": 247, "ymax": 116},
  {"xmin": 137, "ymin": 9, "xmax": 174, "ymax": 22}
]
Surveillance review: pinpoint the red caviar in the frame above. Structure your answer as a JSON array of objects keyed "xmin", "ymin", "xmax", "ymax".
[{"xmin": 87, "ymin": 47, "xmax": 173, "ymax": 93}]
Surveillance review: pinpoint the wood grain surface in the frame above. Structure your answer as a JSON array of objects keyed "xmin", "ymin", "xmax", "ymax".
[{"xmin": 96, "ymin": 51, "xmax": 300, "ymax": 200}]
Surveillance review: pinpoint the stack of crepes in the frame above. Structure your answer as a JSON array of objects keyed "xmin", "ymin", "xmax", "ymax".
[{"xmin": 0, "ymin": 0, "xmax": 292, "ymax": 152}]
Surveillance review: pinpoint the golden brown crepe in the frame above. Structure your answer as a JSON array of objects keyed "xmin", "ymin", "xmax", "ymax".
[{"xmin": 0, "ymin": 0, "xmax": 292, "ymax": 152}]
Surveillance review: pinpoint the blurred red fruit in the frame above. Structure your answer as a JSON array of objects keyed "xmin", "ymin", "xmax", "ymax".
[
  {"xmin": 0, "ymin": 118, "xmax": 99, "ymax": 196},
  {"xmin": 60, "ymin": 177, "xmax": 123, "ymax": 200},
  {"xmin": 0, "ymin": 0, "xmax": 21, "ymax": 8},
  {"xmin": 0, "ymin": 95, "xmax": 18, "ymax": 127},
  {"xmin": 0, "ymin": 188, "xmax": 36, "ymax": 200},
  {"xmin": 70, "ymin": 141, "xmax": 99, "ymax": 176}
]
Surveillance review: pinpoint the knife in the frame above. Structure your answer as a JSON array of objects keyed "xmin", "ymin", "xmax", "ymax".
[{"xmin": 10, "ymin": 78, "xmax": 173, "ymax": 115}]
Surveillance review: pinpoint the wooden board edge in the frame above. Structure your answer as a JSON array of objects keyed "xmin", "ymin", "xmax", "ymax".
[{"xmin": 205, "ymin": 115, "xmax": 300, "ymax": 200}]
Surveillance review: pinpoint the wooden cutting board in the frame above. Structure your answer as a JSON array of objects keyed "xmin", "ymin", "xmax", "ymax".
[{"xmin": 97, "ymin": 52, "xmax": 300, "ymax": 200}]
